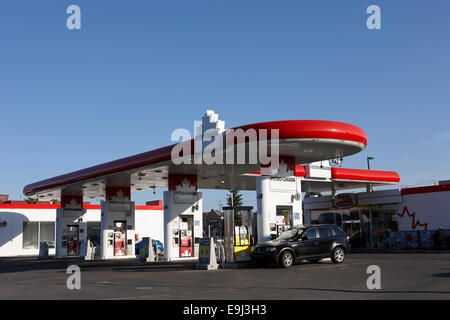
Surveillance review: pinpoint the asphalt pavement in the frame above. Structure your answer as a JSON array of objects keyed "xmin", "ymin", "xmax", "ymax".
[{"xmin": 0, "ymin": 253, "xmax": 449, "ymax": 299}]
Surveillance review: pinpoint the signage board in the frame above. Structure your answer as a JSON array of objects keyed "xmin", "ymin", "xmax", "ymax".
[
  {"xmin": 198, "ymin": 238, "xmax": 211, "ymax": 265},
  {"xmin": 79, "ymin": 240, "xmax": 88, "ymax": 257},
  {"xmin": 269, "ymin": 176, "xmax": 296, "ymax": 191},
  {"xmin": 109, "ymin": 201, "xmax": 132, "ymax": 212},
  {"xmin": 333, "ymin": 193, "xmax": 357, "ymax": 208},
  {"xmin": 305, "ymin": 161, "xmax": 332, "ymax": 179},
  {"xmin": 138, "ymin": 237, "xmax": 150, "ymax": 262},
  {"xmin": 173, "ymin": 191, "xmax": 198, "ymax": 204}
]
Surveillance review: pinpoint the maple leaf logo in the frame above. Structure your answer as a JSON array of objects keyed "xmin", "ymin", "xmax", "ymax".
[
  {"xmin": 110, "ymin": 189, "xmax": 130, "ymax": 201},
  {"xmin": 271, "ymin": 160, "xmax": 294, "ymax": 177},
  {"xmin": 175, "ymin": 177, "xmax": 197, "ymax": 192},
  {"xmin": 64, "ymin": 198, "xmax": 82, "ymax": 209}
]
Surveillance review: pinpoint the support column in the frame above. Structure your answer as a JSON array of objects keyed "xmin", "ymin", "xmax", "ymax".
[
  {"xmin": 56, "ymin": 194, "xmax": 87, "ymax": 257},
  {"xmin": 100, "ymin": 186, "xmax": 135, "ymax": 259},
  {"xmin": 163, "ymin": 174, "xmax": 203, "ymax": 261},
  {"xmin": 256, "ymin": 157, "xmax": 303, "ymax": 243}
]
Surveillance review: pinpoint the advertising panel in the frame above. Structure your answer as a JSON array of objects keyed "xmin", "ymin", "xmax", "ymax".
[
  {"xmin": 419, "ymin": 231, "xmax": 433, "ymax": 248},
  {"xmin": 138, "ymin": 237, "xmax": 149, "ymax": 262},
  {"xmin": 405, "ymin": 231, "xmax": 418, "ymax": 249},
  {"xmin": 234, "ymin": 246, "xmax": 252, "ymax": 262},
  {"xmin": 394, "ymin": 232, "xmax": 406, "ymax": 249},
  {"xmin": 198, "ymin": 238, "xmax": 211, "ymax": 265}
]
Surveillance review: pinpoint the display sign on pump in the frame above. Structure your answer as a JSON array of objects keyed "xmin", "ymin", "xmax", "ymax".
[{"xmin": 113, "ymin": 221, "xmax": 127, "ymax": 256}]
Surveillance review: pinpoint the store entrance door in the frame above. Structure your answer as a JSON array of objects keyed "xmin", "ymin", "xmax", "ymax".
[{"xmin": 343, "ymin": 220, "xmax": 362, "ymax": 248}]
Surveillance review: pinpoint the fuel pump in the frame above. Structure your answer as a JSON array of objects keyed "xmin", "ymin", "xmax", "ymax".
[
  {"xmin": 276, "ymin": 206, "xmax": 293, "ymax": 236},
  {"xmin": 66, "ymin": 225, "xmax": 79, "ymax": 256},
  {"xmin": 223, "ymin": 206, "xmax": 255, "ymax": 263},
  {"xmin": 113, "ymin": 221, "xmax": 127, "ymax": 256},
  {"xmin": 179, "ymin": 217, "xmax": 193, "ymax": 257}
]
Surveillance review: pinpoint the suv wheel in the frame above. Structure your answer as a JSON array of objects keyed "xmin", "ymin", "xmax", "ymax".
[
  {"xmin": 280, "ymin": 251, "xmax": 294, "ymax": 268},
  {"xmin": 331, "ymin": 247, "xmax": 345, "ymax": 264}
]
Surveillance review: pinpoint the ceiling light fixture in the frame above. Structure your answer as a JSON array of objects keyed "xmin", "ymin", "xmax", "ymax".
[{"xmin": 138, "ymin": 172, "xmax": 146, "ymax": 181}]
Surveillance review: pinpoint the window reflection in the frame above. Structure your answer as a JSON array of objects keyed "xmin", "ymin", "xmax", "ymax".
[{"xmin": 310, "ymin": 203, "xmax": 399, "ymax": 249}]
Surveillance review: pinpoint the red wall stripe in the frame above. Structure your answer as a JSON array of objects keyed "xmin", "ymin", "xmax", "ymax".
[
  {"xmin": 0, "ymin": 203, "xmax": 163, "ymax": 211},
  {"xmin": 401, "ymin": 184, "xmax": 450, "ymax": 195}
]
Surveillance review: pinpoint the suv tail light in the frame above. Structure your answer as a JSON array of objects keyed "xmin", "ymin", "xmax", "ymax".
[{"xmin": 346, "ymin": 236, "xmax": 350, "ymax": 244}]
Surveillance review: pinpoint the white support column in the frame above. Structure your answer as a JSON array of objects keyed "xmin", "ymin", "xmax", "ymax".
[
  {"xmin": 163, "ymin": 174, "xmax": 203, "ymax": 261},
  {"xmin": 55, "ymin": 195, "xmax": 87, "ymax": 258},
  {"xmin": 256, "ymin": 157, "xmax": 303, "ymax": 243},
  {"xmin": 100, "ymin": 186, "xmax": 135, "ymax": 260},
  {"xmin": 256, "ymin": 176, "xmax": 272, "ymax": 244}
]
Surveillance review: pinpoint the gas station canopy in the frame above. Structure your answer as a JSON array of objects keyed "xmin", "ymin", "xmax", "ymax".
[{"xmin": 23, "ymin": 119, "xmax": 399, "ymax": 201}]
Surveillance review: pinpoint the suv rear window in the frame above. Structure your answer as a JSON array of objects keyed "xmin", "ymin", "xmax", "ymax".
[
  {"xmin": 331, "ymin": 226, "xmax": 347, "ymax": 236},
  {"xmin": 303, "ymin": 228, "xmax": 318, "ymax": 240},
  {"xmin": 318, "ymin": 227, "xmax": 333, "ymax": 238}
]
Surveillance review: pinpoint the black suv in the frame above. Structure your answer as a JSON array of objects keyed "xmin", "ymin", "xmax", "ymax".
[{"xmin": 251, "ymin": 224, "xmax": 350, "ymax": 268}]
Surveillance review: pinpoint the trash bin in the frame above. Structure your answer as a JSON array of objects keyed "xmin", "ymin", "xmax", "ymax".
[{"xmin": 38, "ymin": 241, "xmax": 49, "ymax": 260}]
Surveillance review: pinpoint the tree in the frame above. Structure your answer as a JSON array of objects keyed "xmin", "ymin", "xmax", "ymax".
[
  {"xmin": 226, "ymin": 190, "xmax": 244, "ymax": 226},
  {"xmin": 24, "ymin": 197, "xmax": 39, "ymax": 204},
  {"xmin": 226, "ymin": 190, "xmax": 243, "ymax": 207}
]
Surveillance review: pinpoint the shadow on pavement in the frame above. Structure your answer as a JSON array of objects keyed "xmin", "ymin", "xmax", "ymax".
[
  {"xmin": 433, "ymin": 272, "xmax": 450, "ymax": 278},
  {"xmin": 0, "ymin": 257, "xmax": 197, "ymax": 274}
]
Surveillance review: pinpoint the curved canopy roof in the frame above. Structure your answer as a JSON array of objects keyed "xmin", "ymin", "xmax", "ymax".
[{"xmin": 23, "ymin": 120, "xmax": 373, "ymax": 200}]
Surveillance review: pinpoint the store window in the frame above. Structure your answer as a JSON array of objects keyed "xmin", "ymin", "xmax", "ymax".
[
  {"xmin": 360, "ymin": 206, "xmax": 371, "ymax": 248},
  {"xmin": 311, "ymin": 210, "xmax": 342, "ymax": 226},
  {"xmin": 22, "ymin": 221, "xmax": 56, "ymax": 249},
  {"xmin": 40, "ymin": 222, "xmax": 55, "ymax": 243},
  {"xmin": 369, "ymin": 204, "xmax": 399, "ymax": 249},
  {"xmin": 87, "ymin": 222, "xmax": 101, "ymax": 246},
  {"xmin": 23, "ymin": 222, "xmax": 39, "ymax": 249},
  {"xmin": 309, "ymin": 203, "xmax": 399, "ymax": 249}
]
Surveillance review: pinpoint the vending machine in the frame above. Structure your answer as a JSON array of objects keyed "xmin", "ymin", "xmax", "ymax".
[
  {"xmin": 113, "ymin": 221, "xmax": 127, "ymax": 256},
  {"xmin": 179, "ymin": 218, "xmax": 193, "ymax": 257},
  {"xmin": 66, "ymin": 225, "xmax": 79, "ymax": 256}
]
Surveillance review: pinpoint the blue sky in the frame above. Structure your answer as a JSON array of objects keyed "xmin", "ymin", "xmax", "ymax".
[{"xmin": 1, "ymin": 0, "xmax": 449, "ymax": 210}]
